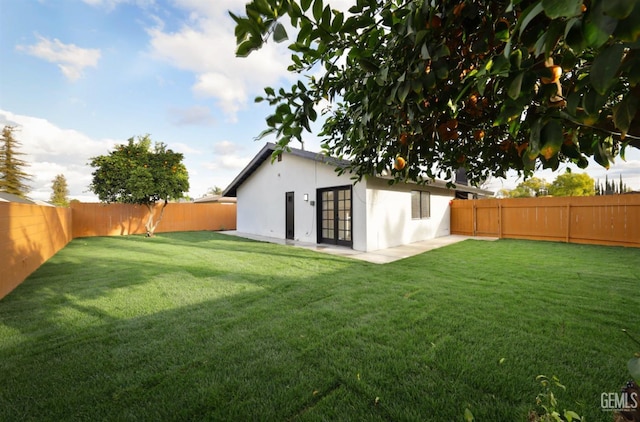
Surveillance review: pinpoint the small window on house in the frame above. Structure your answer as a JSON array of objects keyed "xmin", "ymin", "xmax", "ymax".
[{"xmin": 411, "ymin": 190, "xmax": 430, "ymax": 219}]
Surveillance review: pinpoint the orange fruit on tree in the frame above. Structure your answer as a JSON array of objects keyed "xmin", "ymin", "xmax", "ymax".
[
  {"xmin": 473, "ymin": 129, "xmax": 485, "ymax": 141},
  {"xmin": 394, "ymin": 156, "xmax": 406, "ymax": 171},
  {"xmin": 541, "ymin": 65, "xmax": 562, "ymax": 84},
  {"xmin": 399, "ymin": 133, "xmax": 409, "ymax": 145}
]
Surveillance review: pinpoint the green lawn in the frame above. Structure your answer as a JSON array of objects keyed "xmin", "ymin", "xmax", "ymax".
[{"xmin": 0, "ymin": 232, "xmax": 638, "ymax": 421}]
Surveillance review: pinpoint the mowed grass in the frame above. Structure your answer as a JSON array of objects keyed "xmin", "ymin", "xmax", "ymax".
[{"xmin": 0, "ymin": 232, "xmax": 638, "ymax": 421}]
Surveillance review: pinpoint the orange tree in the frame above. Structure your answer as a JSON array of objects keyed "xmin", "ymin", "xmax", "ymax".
[
  {"xmin": 89, "ymin": 135, "xmax": 189, "ymax": 236},
  {"xmin": 231, "ymin": 0, "xmax": 640, "ymax": 185}
]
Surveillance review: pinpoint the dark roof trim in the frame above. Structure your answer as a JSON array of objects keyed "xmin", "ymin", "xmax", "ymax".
[
  {"xmin": 371, "ymin": 174, "xmax": 493, "ymax": 196},
  {"xmin": 222, "ymin": 143, "xmax": 350, "ymax": 197}
]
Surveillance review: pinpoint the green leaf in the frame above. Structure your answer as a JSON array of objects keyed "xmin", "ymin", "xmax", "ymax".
[
  {"xmin": 565, "ymin": 18, "xmax": 585, "ymax": 50},
  {"xmin": 494, "ymin": 102, "xmax": 522, "ymax": 125},
  {"xmin": 583, "ymin": 89, "xmax": 607, "ymax": 116},
  {"xmin": 509, "ymin": 49, "xmax": 522, "ymax": 69},
  {"xmin": 421, "ymin": 42, "xmax": 430, "ymax": 60},
  {"xmin": 273, "ymin": 23, "xmax": 288, "ymax": 43},
  {"xmin": 322, "ymin": 5, "xmax": 331, "ymax": 29},
  {"xmin": 359, "ymin": 57, "xmax": 379, "ymax": 72},
  {"xmin": 613, "ymin": 94, "xmax": 639, "ymax": 138},
  {"xmin": 563, "ymin": 410, "xmax": 582, "ymax": 421},
  {"xmin": 542, "ymin": 0, "xmax": 581, "ymax": 19},
  {"xmin": 464, "ymin": 407, "xmax": 474, "ymax": 422},
  {"xmin": 312, "ymin": 0, "xmax": 323, "ymax": 21},
  {"xmin": 301, "ymin": 0, "xmax": 312, "ymax": 12},
  {"xmin": 594, "ymin": 138, "xmax": 612, "ymax": 168},
  {"xmin": 590, "ymin": 44, "xmax": 624, "ymax": 95},
  {"xmin": 508, "ymin": 72, "xmax": 524, "ymax": 100},
  {"xmin": 539, "ymin": 119, "xmax": 563, "ymax": 160},
  {"xmin": 583, "ymin": 2, "xmax": 619, "ymax": 48},
  {"xmin": 331, "ymin": 11, "xmax": 344, "ymax": 32},
  {"xmin": 628, "ymin": 357, "xmax": 640, "ymax": 382},
  {"xmin": 613, "ymin": 2, "xmax": 640, "ymax": 42},
  {"xmin": 517, "ymin": 1, "xmax": 544, "ymax": 36},
  {"xmin": 398, "ymin": 82, "xmax": 411, "ymax": 103},
  {"xmin": 236, "ymin": 39, "xmax": 261, "ymax": 57},
  {"xmin": 375, "ymin": 66, "xmax": 389, "ymax": 86},
  {"xmin": 566, "ymin": 92, "xmax": 580, "ymax": 115},
  {"xmin": 603, "ymin": 0, "xmax": 635, "ymax": 19}
]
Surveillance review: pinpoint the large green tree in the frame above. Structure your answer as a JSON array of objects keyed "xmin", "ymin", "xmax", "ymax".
[
  {"xmin": 548, "ymin": 172, "xmax": 595, "ymax": 196},
  {"xmin": 502, "ymin": 176, "xmax": 548, "ymax": 197},
  {"xmin": 89, "ymin": 135, "xmax": 189, "ymax": 236},
  {"xmin": 231, "ymin": 0, "xmax": 640, "ymax": 186},
  {"xmin": 50, "ymin": 174, "xmax": 70, "ymax": 207},
  {"xmin": 0, "ymin": 126, "xmax": 32, "ymax": 197}
]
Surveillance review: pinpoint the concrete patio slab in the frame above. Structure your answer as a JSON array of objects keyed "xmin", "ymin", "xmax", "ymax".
[{"xmin": 219, "ymin": 231, "xmax": 498, "ymax": 264}]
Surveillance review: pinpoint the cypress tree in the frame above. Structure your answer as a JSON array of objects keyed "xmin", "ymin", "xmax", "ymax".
[
  {"xmin": 0, "ymin": 126, "xmax": 32, "ymax": 197},
  {"xmin": 50, "ymin": 174, "xmax": 70, "ymax": 206}
]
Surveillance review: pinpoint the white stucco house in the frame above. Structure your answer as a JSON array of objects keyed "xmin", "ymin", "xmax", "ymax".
[{"xmin": 223, "ymin": 143, "xmax": 491, "ymax": 252}]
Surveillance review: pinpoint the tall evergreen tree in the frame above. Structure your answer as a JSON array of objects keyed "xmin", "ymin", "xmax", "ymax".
[
  {"xmin": 604, "ymin": 175, "xmax": 613, "ymax": 195},
  {"xmin": 0, "ymin": 126, "xmax": 31, "ymax": 198},
  {"xmin": 50, "ymin": 174, "xmax": 70, "ymax": 206},
  {"xmin": 618, "ymin": 174, "xmax": 625, "ymax": 194}
]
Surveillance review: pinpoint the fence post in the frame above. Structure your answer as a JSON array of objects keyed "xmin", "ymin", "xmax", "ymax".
[
  {"xmin": 472, "ymin": 202, "xmax": 476, "ymax": 236},
  {"xmin": 565, "ymin": 203, "xmax": 571, "ymax": 243},
  {"xmin": 498, "ymin": 201, "xmax": 503, "ymax": 239}
]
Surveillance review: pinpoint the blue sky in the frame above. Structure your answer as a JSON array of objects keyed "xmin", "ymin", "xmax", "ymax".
[{"xmin": 1, "ymin": 0, "xmax": 639, "ymax": 201}]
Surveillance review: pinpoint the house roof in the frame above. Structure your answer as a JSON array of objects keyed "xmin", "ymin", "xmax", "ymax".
[
  {"xmin": 222, "ymin": 142, "xmax": 493, "ymax": 197},
  {"xmin": 0, "ymin": 192, "xmax": 38, "ymax": 204},
  {"xmin": 223, "ymin": 143, "xmax": 350, "ymax": 197},
  {"xmin": 193, "ymin": 195, "xmax": 237, "ymax": 204}
]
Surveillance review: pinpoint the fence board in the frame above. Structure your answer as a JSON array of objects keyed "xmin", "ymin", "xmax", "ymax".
[{"xmin": 451, "ymin": 194, "xmax": 640, "ymax": 247}]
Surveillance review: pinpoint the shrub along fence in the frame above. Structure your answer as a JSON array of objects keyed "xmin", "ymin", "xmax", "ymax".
[
  {"xmin": 450, "ymin": 194, "xmax": 640, "ymax": 247},
  {"xmin": 1, "ymin": 202, "xmax": 237, "ymax": 299}
]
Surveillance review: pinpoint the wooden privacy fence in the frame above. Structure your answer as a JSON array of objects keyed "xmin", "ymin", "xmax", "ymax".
[
  {"xmin": 71, "ymin": 202, "xmax": 236, "ymax": 238},
  {"xmin": 0, "ymin": 203, "xmax": 72, "ymax": 300},
  {"xmin": 1, "ymin": 202, "xmax": 237, "ymax": 300},
  {"xmin": 451, "ymin": 194, "xmax": 640, "ymax": 247}
]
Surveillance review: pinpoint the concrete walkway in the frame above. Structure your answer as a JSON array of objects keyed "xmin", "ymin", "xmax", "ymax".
[{"xmin": 219, "ymin": 231, "xmax": 498, "ymax": 264}]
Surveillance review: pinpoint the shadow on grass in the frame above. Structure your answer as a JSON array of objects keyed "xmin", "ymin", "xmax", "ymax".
[{"xmin": 0, "ymin": 233, "xmax": 392, "ymax": 420}]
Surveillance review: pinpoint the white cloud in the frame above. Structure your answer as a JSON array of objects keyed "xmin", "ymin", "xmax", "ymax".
[
  {"xmin": 169, "ymin": 105, "xmax": 216, "ymax": 126},
  {"xmin": 16, "ymin": 35, "xmax": 101, "ymax": 81},
  {"xmin": 203, "ymin": 140, "xmax": 253, "ymax": 172},
  {"xmin": 213, "ymin": 140, "xmax": 237, "ymax": 155},
  {"xmin": 171, "ymin": 142, "xmax": 203, "ymax": 155},
  {"xmin": 145, "ymin": 3, "xmax": 293, "ymax": 121},
  {"xmin": 0, "ymin": 110, "xmax": 117, "ymax": 201},
  {"xmin": 81, "ymin": 0, "xmax": 155, "ymax": 11}
]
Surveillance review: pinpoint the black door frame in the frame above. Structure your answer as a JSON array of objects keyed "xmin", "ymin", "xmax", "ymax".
[
  {"xmin": 285, "ymin": 191, "xmax": 294, "ymax": 240},
  {"xmin": 316, "ymin": 185, "xmax": 353, "ymax": 247}
]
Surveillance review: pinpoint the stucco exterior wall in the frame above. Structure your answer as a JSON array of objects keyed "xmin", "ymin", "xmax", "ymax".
[
  {"xmin": 364, "ymin": 177, "xmax": 453, "ymax": 251},
  {"xmin": 236, "ymin": 153, "xmax": 367, "ymax": 250}
]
